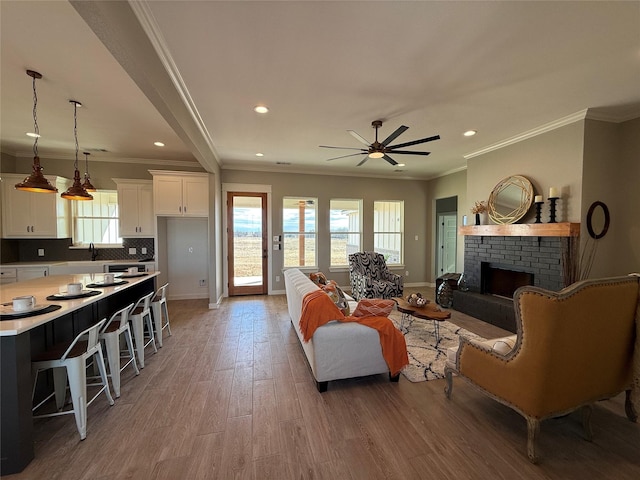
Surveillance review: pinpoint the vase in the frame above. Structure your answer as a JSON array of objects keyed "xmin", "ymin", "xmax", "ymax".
[
  {"xmin": 475, "ymin": 213, "xmax": 480, "ymax": 225},
  {"xmin": 436, "ymin": 281, "xmax": 453, "ymax": 308},
  {"xmin": 457, "ymin": 273, "xmax": 469, "ymax": 292}
]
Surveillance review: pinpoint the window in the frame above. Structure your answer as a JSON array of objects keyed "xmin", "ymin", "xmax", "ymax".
[
  {"xmin": 73, "ymin": 190, "xmax": 121, "ymax": 246},
  {"xmin": 373, "ymin": 200, "xmax": 403, "ymax": 265},
  {"xmin": 283, "ymin": 197, "xmax": 317, "ymax": 268},
  {"xmin": 330, "ymin": 199, "xmax": 362, "ymax": 266}
]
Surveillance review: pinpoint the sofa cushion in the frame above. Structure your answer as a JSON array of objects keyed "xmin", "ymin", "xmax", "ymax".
[
  {"xmin": 309, "ymin": 271, "xmax": 328, "ymax": 286},
  {"xmin": 447, "ymin": 334, "xmax": 517, "ymax": 368},
  {"xmin": 322, "ymin": 280, "xmax": 350, "ymax": 316},
  {"xmin": 352, "ymin": 298, "xmax": 395, "ymax": 318}
]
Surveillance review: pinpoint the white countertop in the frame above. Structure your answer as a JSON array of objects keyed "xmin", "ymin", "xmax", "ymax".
[{"xmin": 0, "ymin": 271, "xmax": 159, "ymax": 336}]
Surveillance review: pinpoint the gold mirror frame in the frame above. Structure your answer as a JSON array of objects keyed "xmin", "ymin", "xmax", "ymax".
[{"xmin": 487, "ymin": 175, "xmax": 533, "ymax": 224}]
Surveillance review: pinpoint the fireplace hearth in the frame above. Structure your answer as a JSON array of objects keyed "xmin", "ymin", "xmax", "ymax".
[{"xmin": 453, "ymin": 235, "xmax": 565, "ymax": 333}]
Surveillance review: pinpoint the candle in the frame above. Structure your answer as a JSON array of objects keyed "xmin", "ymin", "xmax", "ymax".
[
  {"xmin": 534, "ymin": 195, "xmax": 543, "ymax": 203},
  {"xmin": 549, "ymin": 187, "xmax": 558, "ymax": 198}
]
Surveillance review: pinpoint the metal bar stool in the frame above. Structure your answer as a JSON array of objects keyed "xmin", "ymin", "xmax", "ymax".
[
  {"xmin": 31, "ymin": 319, "xmax": 114, "ymax": 440},
  {"xmin": 99, "ymin": 303, "xmax": 138, "ymax": 397},
  {"xmin": 129, "ymin": 292, "xmax": 157, "ymax": 368},
  {"xmin": 150, "ymin": 283, "xmax": 172, "ymax": 347}
]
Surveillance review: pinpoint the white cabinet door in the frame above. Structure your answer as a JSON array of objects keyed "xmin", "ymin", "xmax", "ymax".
[
  {"xmin": 152, "ymin": 172, "xmax": 209, "ymax": 217},
  {"xmin": 1, "ymin": 174, "xmax": 68, "ymax": 238},
  {"xmin": 153, "ymin": 176, "xmax": 183, "ymax": 215},
  {"xmin": 118, "ymin": 184, "xmax": 140, "ymax": 236},
  {"xmin": 183, "ymin": 176, "xmax": 208, "ymax": 216},
  {"xmin": 137, "ymin": 184, "xmax": 154, "ymax": 234},
  {"xmin": 116, "ymin": 181, "xmax": 154, "ymax": 237}
]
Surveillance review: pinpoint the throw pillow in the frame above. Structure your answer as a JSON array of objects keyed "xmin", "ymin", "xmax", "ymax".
[
  {"xmin": 352, "ymin": 298, "xmax": 395, "ymax": 318},
  {"xmin": 309, "ymin": 271, "xmax": 327, "ymax": 286},
  {"xmin": 321, "ymin": 280, "xmax": 350, "ymax": 316}
]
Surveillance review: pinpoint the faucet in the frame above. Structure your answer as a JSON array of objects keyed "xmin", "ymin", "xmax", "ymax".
[{"xmin": 89, "ymin": 242, "xmax": 98, "ymax": 261}]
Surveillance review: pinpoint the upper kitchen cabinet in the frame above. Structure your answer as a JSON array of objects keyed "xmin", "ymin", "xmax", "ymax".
[
  {"xmin": 113, "ymin": 179, "xmax": 154, "ymax": 237},
  {"xmin": 150, "ymin": 170, "xmax": 209, "ymax": 217},
  {"xmin": 1, "ymin": 173, "xmax": 70, "ymax": 238}
]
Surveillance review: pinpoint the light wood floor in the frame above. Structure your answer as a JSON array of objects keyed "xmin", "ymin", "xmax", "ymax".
[{"xmin": 6, "ymin": 292, "xmax": 639, "ymax": 479}]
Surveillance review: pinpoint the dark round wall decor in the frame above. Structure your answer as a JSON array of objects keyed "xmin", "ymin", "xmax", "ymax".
[{"xmin": 586, "ymin": 201, "xmax": 610, "ymax": 239}]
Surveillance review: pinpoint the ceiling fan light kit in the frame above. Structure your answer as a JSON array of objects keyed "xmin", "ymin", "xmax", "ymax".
[{"xmin": 321, "ymin": 119, "xmax": 440, "ymax": 167}]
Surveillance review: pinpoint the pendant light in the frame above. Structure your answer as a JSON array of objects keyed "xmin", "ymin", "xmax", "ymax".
[
  {"xmin": 61, "ymin": 100, "xmax": 93, "ymax": 200},
  {"xmin": 15, "ymin": 70, "xmax": 58, "ymax": 193},
  {"xmin": 81, "ymin": 152, "xmax": 96, "ymax": 192}
]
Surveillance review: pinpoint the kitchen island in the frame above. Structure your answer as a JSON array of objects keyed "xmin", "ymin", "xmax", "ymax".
[{"xmin": 0, "ymin": 272, "xmax": 158, "ymax": 475}]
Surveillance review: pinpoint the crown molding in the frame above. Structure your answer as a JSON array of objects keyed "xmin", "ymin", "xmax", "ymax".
[
  {"xmin": 464, "ymin": 110, "xmax": 589, "ymax": 160},
  {"xmin": 10, "ymin": 150, "xmax": 200, "ymax": 167}
]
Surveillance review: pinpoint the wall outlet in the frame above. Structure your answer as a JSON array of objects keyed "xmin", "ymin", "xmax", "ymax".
[
  {"xmin": 129, "ymin": 248, "xmax": 137, "ymax": 255},
  {"xmin": 38, "ymin": 248, "xmax": 45, "ymax": 257},
  {"xmin": 141, "ymin": 247, "xmax": 147, "ymax": 254},
  {"xmin": 276, "ymin": 275, "xmax": 281, "ymax": 282},
  {"xmin": 199, "ymin": 279, "xmax": 207, "ymax": 287},
  {"xmin": 405, "ymin": 270, "xmax": 409, "ymax": 277}
]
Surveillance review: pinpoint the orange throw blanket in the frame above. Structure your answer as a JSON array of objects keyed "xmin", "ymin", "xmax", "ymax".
[{"xmin": 299, "ymin": 291, "xmax": 409, "ymax": 376}]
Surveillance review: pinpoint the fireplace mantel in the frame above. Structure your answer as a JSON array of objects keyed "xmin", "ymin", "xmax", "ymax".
[{"xmin": 459, "ymin": 222, "xmax": 580, "ymax": 237}]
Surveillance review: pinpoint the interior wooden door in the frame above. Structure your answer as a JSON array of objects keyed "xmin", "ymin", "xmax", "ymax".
[{"xmin": 227, "ymin": 192, "xmax": 268, "ymax": 296}]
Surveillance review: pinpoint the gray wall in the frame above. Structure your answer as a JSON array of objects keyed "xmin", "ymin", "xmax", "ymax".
[{"xmin": 221, "ymin": 169, "xmax": 431, "ymax": 290}]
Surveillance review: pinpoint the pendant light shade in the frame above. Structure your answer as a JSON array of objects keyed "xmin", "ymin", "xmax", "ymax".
[
  {"xmin": 61, "ymin": 100, "xmax": 93, "ymax": 201},
  {"xmin": 15, "ymin": 70, "xmax": 58, "ymax": 193},
  {"xmin": 81, "ymin": 152, "xmax": 96, "ymax": 192}
]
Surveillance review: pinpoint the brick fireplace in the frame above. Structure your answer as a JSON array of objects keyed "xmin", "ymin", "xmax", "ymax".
[{"xmin": 453, "ymin": 223, "xmax": 578, "ymax": 332}]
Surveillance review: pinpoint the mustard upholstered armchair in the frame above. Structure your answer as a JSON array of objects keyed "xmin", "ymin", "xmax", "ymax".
[{"xmin": 444, "ymin": 275, "xmax": 640, "ymax": 463}]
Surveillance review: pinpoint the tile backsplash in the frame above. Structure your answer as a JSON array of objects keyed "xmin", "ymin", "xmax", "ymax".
[{"xmin": 1, "ymin": 237, "xmax": 154, "ymax": 263}]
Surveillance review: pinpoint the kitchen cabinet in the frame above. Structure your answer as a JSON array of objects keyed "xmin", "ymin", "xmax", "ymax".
[
  {"xmin": 16, "ymin": 266, "xmax": 49, "ymax": 282},
  {"xmin": 0, "ymin": 267, "xmax": 17, "ymax": 284},
  {"xmin": 150, "ymin": 171, "xmax": 209, "ymax": 217},
  {"xmin": 1, "ymin": 174, "xmax": 70, "ymax": 238},
  {"xmin": 114, "ymin": 179, "xmax": 154, "ymax": 237}
]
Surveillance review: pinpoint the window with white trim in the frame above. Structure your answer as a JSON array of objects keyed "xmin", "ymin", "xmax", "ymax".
[
  {"xmin": 73, "ymin": 190, "xmax": 121, "ymax": 246},
  {"xmin": 373, "ymin": 200, "xmax": 403, "ymax": 265},
  {"xmin": 330, "ymin": 199, "xmax": 362, "ymax": 267},
  {"xmin": 283, "ymin": 197, "xmax": 317, "ymax": 268}
]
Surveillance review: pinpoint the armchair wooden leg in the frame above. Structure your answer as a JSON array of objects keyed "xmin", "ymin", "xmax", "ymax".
[
  {"xmin": 625, "ymin": 389, "xmax": 638, "ymax": 422},
  {"xmin": 526, "ymin": 417, "xmax": 540, "ymax": 464},
  {"xmin": 444, "ymin": 366, "xmax": 454, "ymax": 399},
  {"xmin": 581, "ymin": 405, "xmax": 593, "ymax": 441}
]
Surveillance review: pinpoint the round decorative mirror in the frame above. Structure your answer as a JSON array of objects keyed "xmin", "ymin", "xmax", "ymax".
[
  {"xmin": 487, "ymin": 175, "xmax": 533, "ymax": 224},
  {"xmin": 586, "ymin": 201, "xmax": 610, "ymax": 239}
]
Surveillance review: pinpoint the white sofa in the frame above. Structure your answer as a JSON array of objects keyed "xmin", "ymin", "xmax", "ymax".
[{"xmin": 284, "ymin": 268, "xmax": 393, "ymax": 391}]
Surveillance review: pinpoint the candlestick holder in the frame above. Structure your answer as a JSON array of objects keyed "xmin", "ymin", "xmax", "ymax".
[
  {"xmin": 548, "ymin": 197, "xmax": 559, "ymax": 223},
  {"xmin": 534, "ymin": 201, "xmax": 543, "ymax": 223}
]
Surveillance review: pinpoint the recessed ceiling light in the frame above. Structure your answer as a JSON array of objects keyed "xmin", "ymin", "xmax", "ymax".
[
  {"xmin": 397, "ymin": 163, "xmax": 406, "ymax": 167},
  {"xmin": 26, "ymin": 132, "xmax": 40, "ymax": 138},
  {"xmin": 154, "ymin": 142, "xmax": 165, "ymax": 147},
  {"xmin": 254, "ymin": 105, "xmax": 269, "ymax": 114},
  {"xmin": 463, "ymin": 130, "xmax": 477, "ymax": 137},
  {"xmin": 255, "ymin": 153, "xmax": 264, "ymax": 157}
]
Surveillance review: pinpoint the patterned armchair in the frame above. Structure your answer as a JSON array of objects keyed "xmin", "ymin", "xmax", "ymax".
[{"xmin": 348, "ymin": 252, "xmax": 403, "ymax": 301}]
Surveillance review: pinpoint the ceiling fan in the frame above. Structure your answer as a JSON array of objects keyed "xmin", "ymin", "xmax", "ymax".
[{"xmin": 320, "ymin": 120, "xmax": 440, "ymax": 167}]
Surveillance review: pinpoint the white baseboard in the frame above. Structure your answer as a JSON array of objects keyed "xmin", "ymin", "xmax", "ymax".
[{"xmin": 405, "ymin": 282, "xmax": 433, "ymax": 288}]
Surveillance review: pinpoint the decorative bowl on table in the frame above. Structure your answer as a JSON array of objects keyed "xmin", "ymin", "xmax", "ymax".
[{"xmin": 407, "ymin": 293, "xmax": 428, "ymax": 307}]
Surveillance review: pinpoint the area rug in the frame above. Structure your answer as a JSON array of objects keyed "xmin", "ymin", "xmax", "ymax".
[{"xmin": 388, "ymin": 311, "xmax": 484, "ymax": 382}]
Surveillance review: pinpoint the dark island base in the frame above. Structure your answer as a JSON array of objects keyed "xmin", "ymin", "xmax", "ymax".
[{"xmin": 452, "ymin": 290, "xmax": 517, "ymax": 333}]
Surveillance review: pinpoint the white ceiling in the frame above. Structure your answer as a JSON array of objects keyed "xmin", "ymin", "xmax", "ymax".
[{"xmin": 2, "ymin": 1, "xmax": 639, "ymax": 180}]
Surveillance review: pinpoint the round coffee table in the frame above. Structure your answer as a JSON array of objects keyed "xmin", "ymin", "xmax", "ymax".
[{"xmin": 394, "ymin": 297, "xmax": 451, "ymax": 345}]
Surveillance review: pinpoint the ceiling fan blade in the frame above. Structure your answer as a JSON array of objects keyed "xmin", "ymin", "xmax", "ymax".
[
  {"xmin": 388, "ymin": 134, "xmax": 440, "ymax": 150},
  {"xmin": 383, "ymin": 154, "xmax": 398, "ymax": 166},
  {"xmin": 319, "ymin": 145, "xmax": 367, "ymax": 151},
  {"xmin": 348, "ymin": 130, "xmax": 371, "ymax": 146},
  {"xmin": 381, "ymin": 125, "xmax": 408, "ymax": 146},
  {"xmin": 356, "ymin": 156, "xmax": 369, "ymax": 167},
  {"xmin": 326, "ymin": 152, "xmax": 367, "ymax": 161},
  {"xmin": 385, "ymin": 150, "xmax": 431, "ymax": 156}
]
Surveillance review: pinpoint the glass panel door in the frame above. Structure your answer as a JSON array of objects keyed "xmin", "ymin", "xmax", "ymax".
[{"xmin": 227, "ymin": 192, "xmax": 267, "ymax": 296}]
